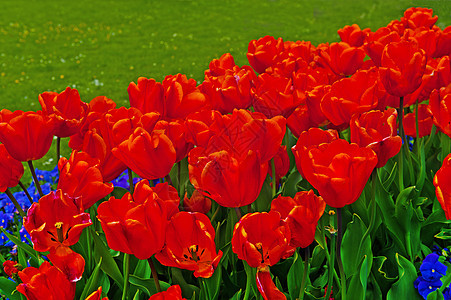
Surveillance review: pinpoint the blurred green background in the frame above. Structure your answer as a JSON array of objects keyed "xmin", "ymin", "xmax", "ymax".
[
  {"xmin": 1, "ymin": 0, "xmax": 450, "ymax": 111},
  {"xmin": 0, "ymin": 0, "xmax": 449, "ymax": 171}
]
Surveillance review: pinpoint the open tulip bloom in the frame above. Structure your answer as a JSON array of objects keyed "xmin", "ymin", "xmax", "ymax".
[{"xmin": 2, "ymin": 6, "xmax": 451, "ymax": 300}]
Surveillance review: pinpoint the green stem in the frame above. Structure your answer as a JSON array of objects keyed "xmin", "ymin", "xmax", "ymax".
[
  {"xmin": 122, "ymin": 253, "xmax": 130, "ymax": 300},
  {"xmin": 56, "ymin": 136, "xmax": 61, "ymax": 164},
  {"xmin": 18, "ymin": 180, "xmax": 33, "ymax": 205},
  {"xmin": 5, "ymin": 189, "xmax": 26, "ymax": 217},
  {"xmin": 148, "ymin": 257, "xmax": 162, "ymax": 293},
  {"xmin": 128, "ymin": 168, "xmax": 134, "ymax": 194},
  {"xmin": 336, "ymin": 208, "xmax": 347, "ymax": 300},
  {"xmin": 415, "ymin": 100, "xmax": 420, "ymax": 154},
  {"xmin": 325, "ymin": 233, "xmax": 336, "ymax": 300},
  {"xmin": 165, "ymin": 174, "xmax": 173, "ymax": 186},
  {"xmin": 271, "ymin": 158, "xmax": 276, "ymax": 198},
  {"xmin": 234, "ymin": 207, "xmax": 242, "ymax": 220},
  {"xmin": 27, "ymin": 161, "xmax": 43, "ymax": 198},
  {"xmin": 362, "ymin": 171, "xmax": 377, "ymax": 243},
  {"xmin": 210, "ymin": 204, "xmax": 221, "ymax": 224},
  {"xmin": 299, "ymin": 246, "xmax": 310, "ymax": 300}
]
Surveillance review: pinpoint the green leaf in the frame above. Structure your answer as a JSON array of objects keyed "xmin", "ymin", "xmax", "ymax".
[
  {"xmin": 171, "ymin": 267, "xmax": 200, "ymax": 299},
  {"xmin": 90, "ymin": 228, "xmax": 124, "ymax": 289},
  {"xmin": 254, "ymin": 178, "xmax": 272, "ymax": 212},
  {"xmin": 386, "ymin": 253, "xmax": 422, "ymax": 300},
  {"xmin": 1, "ymin": 228, "xmax": 39, "ymax": 262},
  {"xmin": 80, "ymin": 257, "xmax": 103, "ymax": 300},
  {"xmin": 341, "ymin": 214, "xmax": 372, "ymax": 278},
  {"xmin": 287, "ymin": 251, "xmax": 303, "ymax": 298},
  {"xmin": 0, "ymin": 277, "xmax": 22, "ymax": 300},
  {"xmin": 427, "ymin": 290, "xmax": 445, "ymax": 300},
  {"xmin": 230, "ymin": 289, "xmax": 242, "ymax": 300},
  {"xmin": 111, "ymin": 186, "xmax": 129, "ymax": 199},
  {"xmin": 128, "ymin": 274, "xmax": 170, "ymax": 297},
  {"xmin": 281, "ymin": 170, "xmax": 302, "ymax": 197},
  {"xmin": 203, "ymin": 264, "xmax": 222, "ymax": 300},
  {"xmin": 133, "ymin": 259, "xmax": 151, "ymax": 278}
]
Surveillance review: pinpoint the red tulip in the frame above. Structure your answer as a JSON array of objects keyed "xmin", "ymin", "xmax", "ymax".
[
  {"xmin": 247, "ymin": 36, "xmax": 284, "ymax": 74},
  {"xmin": 270, "ymin": 190, "xmax": 326, "ymax": 248},
  {"xmin": 112, "ymin": 125, "xmax": 176, "ymax": 180},
  {"xmin": 350, "ymin": 109, "xmax": 402, "ymax": 168},
  {"xmin": 0, "ymin": 144, "xmax": 24, "ymax": 192},
  {"xmin": 320, "ymin": 67, "xmax": 380, "ymax": 127},
  {"xmin": 267, "ymin": 145, "xmax": 290, "ymax": 186},
  {"xmin": 97, "ymin": 180, "xmax": 166, "ymax": 259},
  {"xmin": 337, "ymin": 24, "xmax": 369, "ymax": 47},
  {"xmin": 364, "ymin": 27, "xmax": 401, "ymax": 67},
  {"xmin": 434, "ymin": 154, "xmax": 451, "ymax": 219},
  {"xmin": 189, "ymin": 148, "xmax": 267, "ymax": 208},
  {"xmin": 128, "ymin": 77, "xmax": 165, "ymax": 114},
  {"xmin": 251, "ymin": 73, "xmax": 302, "ymax": 118},
  {"xmin": 16, "ymin": 261, "xmax": 76, "ymax": 300},
  {"xmin": 232, "ymin": 211, "xmax": 291, "ymax": 268},
  {"xmin": 317, "ymin": 42, "xmax": 366, "ymax": 76},
  {"xmin": 3, "ymin": 260, "xmax": 21, "ymax": 277},
  {"xmin": 155, "ymin": 212, "xmax": 222, "ymax": 278},
  {"xmin": 403, "ymin": 104, "xmax": 434, "ymax": 138},
  {"xmin": 401, "ymin": 7, "xmax": 438, "ymax": 30},
  {"xmin": 183, "ymin": 190, "xmax": 211, "ymax": 214},
  {"xmin": 292, "ymin": 127, "xmax": 339, "ymax": 177},
  {"xmin": 57, "ymin": 150, "xmax": 113, "ymax": 211},
  {"xmin": 379, "ymin": 40, "xmax": 427, "ymax": 97},
  {"xmin": 429, "ymin": 84, "xmax": 451, "ymax": 138},
  {"xmin": 300, "ymin": 139, "xmax": 377, "ymax": 208},
  {"xmin": 38, "ymin": 87, "xmax": 88, "ymax": 137},
  {"xmin": 149, "ymin": 182, "xmax": 180, "ymax": 219},
  {"xmin": 201, "ymin": 53, "xmax": 257, "ymax": 114},
  {"xmin": 148, "ymin": 285, "xmax": 186, "ymax": 300},
  {"xmin": 24, "ymin": 190, "xmax": 92, "ymax": 253},
  {"xmin": 256, "ymin": 266, "xmax": 287, "ymax": 300},
  {"xmin": 0, "ymin": 110, "xmax": 54, "ymax": 162}
]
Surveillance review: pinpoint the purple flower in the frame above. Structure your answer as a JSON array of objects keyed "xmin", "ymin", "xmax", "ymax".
[{"xmin": 420, "ymin": 253, "xmax": 448, "ymax": 281}]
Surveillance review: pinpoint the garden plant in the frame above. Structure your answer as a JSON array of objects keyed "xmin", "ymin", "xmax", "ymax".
[{"xmin": 1, "ymin": 6, "xmax": 451, "ymax": 300}]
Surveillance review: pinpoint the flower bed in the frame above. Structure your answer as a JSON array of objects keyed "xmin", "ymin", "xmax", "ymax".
[{"xmin": 0, "ymin": 6, "xmax": 450, "ymax": 300}]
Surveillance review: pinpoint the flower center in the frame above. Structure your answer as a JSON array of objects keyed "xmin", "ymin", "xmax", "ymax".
[{"xmin": 55, "ymin": 222, "xmax": 64, "ymax": 243}]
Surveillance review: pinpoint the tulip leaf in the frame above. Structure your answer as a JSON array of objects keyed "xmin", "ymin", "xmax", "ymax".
[
  {"xmin": 171, "ymin": 267, "xmax": 200, "ymax": 299},
  {"xmin": 111, "ymin": 186, "xmax": 129, "ymax": 199},
  {"xmin": 230, "ymin": 289, "xmax": 242, "ymax": 300},
  {"xmin": 202, "ymin": 264, "xmax": 222, "ymax": 300},
  {"xmin": 341, "ymin": 214, "xmax": 372, "ymax": 279},
  {"xmin": 128, "ymin": 274, "xmax": 170, "ymax": 296},
  {"xmin": 243, "ymin": 261, "xmax": 260, "ymax": 299},
  {"xmin": 287, "ymin": 251, "xmax": 304, "ymax": 298},
  {"xmin": 90, "ymin": 228, "xmax": 124, "ymax": 289},
  {"xmin": 80, "ymin": 257, "xmax": 102, "ymax": 300},
  {"xmin": 434, "ymin": 228, "xmax": 451, "ymax": 240},
  {"xmin": 427, "ymin": 290, "xmax": 445, "ymax": 300},
  {"xmin": 133, "ymin": 259, "xmax": 151, "ymax": 278},
  {"xmin": 254, "ymin": 179, "xmax": 272, "ymax": 212},
  {"xmin": 386, "ymin": 253, "xmax": 422, "ymax": 300},
  {"xmin": 0, "ymin": 228, "xmax": 39, "ymax": 262},
  {"xmin": 0, "ymin": 278, "xmax": 22, "ymax": 300},
  {"xmin": 281, "ymin": 170, "xmax": 302, "ymax": 197}
]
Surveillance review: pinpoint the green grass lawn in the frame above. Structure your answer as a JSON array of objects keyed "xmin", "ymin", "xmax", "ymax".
[{"xmin": 0, "ymin": 0, "xmax": 450, "ymax": 172}]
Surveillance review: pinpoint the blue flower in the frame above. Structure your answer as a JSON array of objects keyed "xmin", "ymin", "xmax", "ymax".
[
  {"xmin": 415, "ymin": 277, "xmax": 443, "ymax": 299},
  {"xmin": 420, "ymin": 253, "xmax": 448, "ymax": 281}
]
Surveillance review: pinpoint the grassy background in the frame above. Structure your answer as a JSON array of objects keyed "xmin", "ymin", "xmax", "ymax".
[{"xmin": 0, "ymin": 0, "xmax": 449, "ymax": 171}]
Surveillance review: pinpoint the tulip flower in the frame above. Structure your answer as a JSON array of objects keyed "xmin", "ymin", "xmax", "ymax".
[
  {"xmin": 292, "ymin": 127, "xmax": 339, "ymax": 177},
  {"xmin": 337, "ymin": 24, "xmax": 369, "ymax": 47},
  {"xmin": 0, "ymin": 144, "xmax": 24, "ymax": 192},
  {"xmin": 320, "ymin": 67, "xmax": 380, "ymax": 127},
  {"xmin": 97, "ymin": 180, "xmax": 166, "ymax": 260},
  {"xmin": 16, "ymin": 261, "xmax": 76, "ymax": 300},
  {"xmin": 0, "ymin": 110, "xmax": 54, "ymax": 162},
  {"xmin": 155, "ymin": 212, "xmax": 222, "ymax": 278},
  {"xmin": 128, "ymin": 77, "xmax": 165, "ymax": 114},
  {"xmin": 403, "ymin": 104, "xmax": 434, "ymax": 138},
  {"xmin": 38, "ymin": 87, "xmax": 88, "ymax": 137},
  {"xmin": 3, "ymin": 260, "xmax": 21, "ymax": 278},
  {"xmin": 350, "ymin": 108, "xmax": 402, "ymax": 168},
  {"xmin": 183, "ymin": 190, "xmax": 211, "ymax": 214},
  {"xmin": 299, "ymin": 138, "xmax": 378, "ymax": 208},
  {"xmin": 188, "ymin": 148, "xmax": 267, "ymax": 208},
  {"xmin": 58, "ymin": 151, "xmax": 113, "ymax": 211},
  {"xmin": 23, "ymin": 190, "xmax": 92, "ymax": 281},
  {"xmin": 379, "ymin": 40, "xmax": 427, "ymax": 97},
  {"xmin": 256, "ymin": 266, "xmax": 287, "ymax": 300},
  {"xmin": 148, "ymin": 285, "xmax": 186, "ymax": 300},
  {"xmin": 270, "ymin": 191, "xmax": 326, "ymax": 248},
  {"xmin": 429, "ymin": 84, "xmax": 451, "ymax": 138},
  {"xmin": 316, "ymin": 42, "xmax": 366, "ymax": 76},
  {"xmin": 232, "ymin": 211, "xmax": 291, "ymax": 268},
  {"xmin": 247, "ymin": 36, "xmax": 284, "ymax": 74},
  {"xmin": 112, "ymin": 126, "xmax": 176, "ymax": 180},
  {"xmin": 434, "ymin": 154, "xmax": 451, "ymax": 219},
  {"xmin": 201, "ymin": 53, "xmax": 257, "ymax": 114},
  {"xmin": 251, "ymin": 73, "xmax": 302, "ymax": 118},
  {"xmin": 148, "ymin": 182, "xmax": 180, "ymax": 219},
  {"xmin": 85, "ymin": 287, "xmax": 108, "ymax": 300},
  {"xmin": 401, "ymin": 7, "xmax": 438, "ymax": 30}
]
